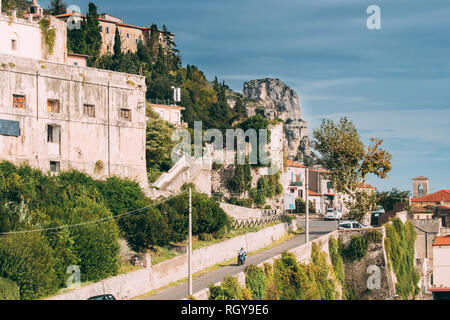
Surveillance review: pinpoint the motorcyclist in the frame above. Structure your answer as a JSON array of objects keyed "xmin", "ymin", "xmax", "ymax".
[{"xmin": 238, "ymin": 247, "xmax": 246, "ymax": 265}]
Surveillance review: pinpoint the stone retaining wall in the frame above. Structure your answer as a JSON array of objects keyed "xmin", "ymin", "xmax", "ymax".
[{"xmin": 47, "ymin": 219, "xmax": 301, "ymax": 300}]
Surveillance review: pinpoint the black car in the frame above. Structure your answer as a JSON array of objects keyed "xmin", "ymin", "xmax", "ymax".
[{"xmin": 87, "ymin": 294, "xmax": 116, "ymax": 300}]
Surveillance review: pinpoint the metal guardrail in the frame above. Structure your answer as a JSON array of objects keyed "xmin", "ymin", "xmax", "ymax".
[{"xmin": 231, "ymin": 212, "xmax": 284, "ymax": 229}]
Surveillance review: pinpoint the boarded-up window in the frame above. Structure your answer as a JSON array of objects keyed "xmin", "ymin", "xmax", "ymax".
[
  {"xmin": 50, "ymin": 161, "xmax": 60, "ymax": 172},
  {"xmin": 0, "ymin": 119, "xmax": 20, "ymax": 137},
  {"xmin": 13, "ymin": 95, "xmax": 25, "ymax": 109},
  {"xmin": 47, "ymin": 124, "xmax": 60, "ymax": 143},
  {"xmin": 84, "ymin": 104, "xmax": 95, "ymax": 118},
  {"xmin": 120, "ymin": 108, "xmax": 132, "ymax": 121},
  {"xmin": 47, "ymin": 100, "xmax": 60, "ymax": 113}
]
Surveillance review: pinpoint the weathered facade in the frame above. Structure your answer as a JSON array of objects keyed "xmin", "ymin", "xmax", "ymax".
[
  {"xmin": 0, "ymin": 4, "xmax": 148, "ymax": 187},
  {"xmin": 0, "ymin": 54, "xmax": 148, "ymax": 187}
]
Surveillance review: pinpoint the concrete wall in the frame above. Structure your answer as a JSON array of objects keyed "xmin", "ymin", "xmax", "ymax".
[
  {"xmin": 219, "ymin": 202, "xmax": 262, "ymax": 220},
  {"xmin": 0, "ymin": 14, "xmax": 67, "ymax": 64},
  {"xmin": 339, "ymin": 228, "xmax": 395, "ymax": 299},
  {"xmin": 0, "ymin": 53, "xmax": 148, "ymax": 187},
  {"xmin": 47, "ymin": 219, "xmax": 301, "ymax": 300},
  {"xmin": 433, "ymin": 246, "xmax": 450, "ymax": 288}
]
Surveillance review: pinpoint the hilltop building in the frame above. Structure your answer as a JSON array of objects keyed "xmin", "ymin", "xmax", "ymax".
[
  {"xmin": 0, "ymin": 1, "xmax": 148, "ymax": 187},
  {"xmin": 55, "ymin": 11, "xmax": 171, "ymax": 55}
]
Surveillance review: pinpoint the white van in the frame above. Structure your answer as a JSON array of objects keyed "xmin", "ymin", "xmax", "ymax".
[{"xmin": 324, "ymin": 208, "xmax": 342, "ymax": 221}]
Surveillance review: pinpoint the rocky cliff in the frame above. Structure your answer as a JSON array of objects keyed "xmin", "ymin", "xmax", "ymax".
[{"xmin": 242, "ymin": 78, "xmax": 309, "ymax": 159}]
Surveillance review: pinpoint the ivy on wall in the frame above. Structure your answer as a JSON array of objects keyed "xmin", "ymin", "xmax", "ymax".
[{"xmin": 38, "ymin": 18, "xmax": 56, "ymax": 56}]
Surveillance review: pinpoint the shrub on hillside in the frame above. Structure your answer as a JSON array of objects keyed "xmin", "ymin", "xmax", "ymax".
[
  {"xmin": 0, "ymin": 277, "xmax": 20, "ymax": 300},
  {"xmin": 0, "ymin": 233, "xmax": 58, "ymax": 300},
  {"xmin": 119, "ymin": 206, "xmax": 170, "ymax": 252},
  {"xmin": 209, "ymin": 276, "xmax": 244, "ymax": 300},
  {"xmin": 346, "ymin": 236, "xmax": 368, "ymax": 261},
  {"xmin": 66, "ymin": 198, "xmax": 121, "ymax": 281},
  {"xmin": 198, "ymin": 233, "xmax": 213, "ymax": 241},
  {"xmin": 328, "ymin": 237, "xmax": 345, "ymax": 286},
  {"xmin": 245, "ymin": 265, "xmax": 267, "ymax": 300},
  {"xmin": 384, "ymin": 218, "xmax": 419, "ymax": 299}
]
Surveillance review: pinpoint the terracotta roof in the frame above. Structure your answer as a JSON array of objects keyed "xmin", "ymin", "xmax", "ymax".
[
  {"xmin": 412, "ymin": 176, "xmax": 429, "ymax": 181},
  {"xmin": 357, "ymin": 182, "xmax": 377, "ymax": 190},
  {"xmin": 433, "ymin": 235, "xmax": 450, "ymax": 246},
  {"xmin": 310, "ymin": 168, "xmax": 331, "ymax": 174},
  {"xmin": 411, "ymin": 190, "xmax": 450, "ymax": 203},
  {"xmin": 411, "ymin": 206, "xmax": 433, "ymax": 214},
  {"xmin": 286, "ymin": 160, "xmax": 305, "ymax": 168},
  {"xmin": 55, "ymin": 12, "xmax": 150, "ymax": 30},
  {"xmin": 309, "ymin": 190, "xmax": 322, "ymax": 196}
]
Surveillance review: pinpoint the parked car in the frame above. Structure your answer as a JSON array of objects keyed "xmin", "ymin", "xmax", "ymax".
[
  {"xmin": 338, "ymin": 220, "xmax": 371, "ymax": 230},
  {"xmin": 370, "ymin": 206, "xmax": 385, "ymax": 226},
  {"xmin": 324, "ymin": 208, "xmax": 342, "ymax": 221},
  {"xmin": 373, "ymin": 206, "xmax": 385, "ymax": 214},
  {"xmin": 87, "ymin": 294, "xmax": 116, "ymax": 300}
]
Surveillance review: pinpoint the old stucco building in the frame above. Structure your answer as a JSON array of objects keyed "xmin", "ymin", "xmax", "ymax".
[
  {"xmin": 55, "ymin": 11, "xmax": 170, "ymax": 55},
  {"xmin": 0, "ymin": 3, "xmax": 148, "ymax": 188}
]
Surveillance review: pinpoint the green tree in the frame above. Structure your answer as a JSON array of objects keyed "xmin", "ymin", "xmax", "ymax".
[
  {"xmin": 146, "ymin": 107, "xmax": 176, "ymax": 172},
  {"xmin": 68, "ymin": 2, "xmax": 102, "ymax": 66},
  {"xmin": 377, "ymin": 188, "xmax": 410, "ymax": 212},
  {"xmin": 113, "ymin": 26, "xmax": 122, "ymax": 59},
  {"xmin": 0, "ymin": 233, "xmax": 58, "ymax": 300},
  {"xmin": 0, "ymin": 277, "xmax": 20, "ymax": 300},
  {"xmin": 46, "ymin": 0, "xmax": 67, "ymax": 15},
  {"xmin": 312, "ymin": 117, "xmax": 392, "ymax": 215}
]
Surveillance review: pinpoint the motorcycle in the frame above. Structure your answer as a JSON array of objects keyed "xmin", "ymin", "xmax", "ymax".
[{"xmin": 237, "ymin": 251, "xmax": 246, "ymax": 266}]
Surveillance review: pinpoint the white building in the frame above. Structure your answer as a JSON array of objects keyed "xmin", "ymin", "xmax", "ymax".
[
  {"xmin": 0, "ymin": 2, "xmax": 148, "ymax": 188},
  {"xmin": 430, "ymin": 235, "xmax": 450, "ymax": 299},
  {"xmin": 148, "ymin": 103, "xmax": 185, "ymax": 125}
]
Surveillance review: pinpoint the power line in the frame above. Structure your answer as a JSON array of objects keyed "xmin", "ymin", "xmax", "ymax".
[{"xmin": 0, "ymin": 190, "xmax": 188, "ymax": 236}]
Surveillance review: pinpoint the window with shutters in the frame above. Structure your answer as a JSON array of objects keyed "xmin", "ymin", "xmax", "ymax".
[
  {"xmin": 50, "ymin": 161, "xmax": 60, "ymax": 172},
  {"xmin": 47, "ymin": 124, "xmax": 61, "ymax": 143},
  {"xmin": 13, "ymin": 95, "xmax": 25, "ymax": 109},
  {"xmin": 84, "ymin": 104, "xmax": 95, "ymax": 118},
  {"xmin": 120, "ymin": 108, "xmax": 131, "ymax": 121},
  {"xmin": 47, "ymin": 99, "xmax": 60, "ymax": 113}
]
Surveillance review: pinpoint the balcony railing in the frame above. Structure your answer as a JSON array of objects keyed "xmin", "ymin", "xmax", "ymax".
[{"xmin": 290, "ymin": 181, "xmax": 303, "ymax": 187}]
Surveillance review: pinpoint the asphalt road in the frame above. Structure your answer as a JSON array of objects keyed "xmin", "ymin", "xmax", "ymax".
[{"xmin": 144, "ymin": 219, "xmax": 337, "ymax": 300}]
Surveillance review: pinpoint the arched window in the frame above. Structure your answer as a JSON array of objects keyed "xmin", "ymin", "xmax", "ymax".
[
  {"xmin": 11, "ymin": 33, "xmax": 19, "ymax": 54},
  {"xmin": 418, "ymin": 184, "xmax": 424, "ymax": 197}
]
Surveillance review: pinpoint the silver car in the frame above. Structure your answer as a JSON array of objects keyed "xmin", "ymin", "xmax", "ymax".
[{"xmin": 338, "ymin": 220, "xmax": 371, "ymax": 230}]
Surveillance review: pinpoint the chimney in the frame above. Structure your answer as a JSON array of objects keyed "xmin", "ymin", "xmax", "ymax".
[
  {"xmin": 441, "ymin": 197, "xmax": 445, "ymax": 206},
  {"xmin": 28, "ymin": 14, "xmax": 33, "ymax": 22},
  {"xmin": 0, "ymin": 0, "xmax": 2, "ymax": 15},
  {"xmin": 12, "ymin": 9, "xmax": 16, "ymax": 20}
]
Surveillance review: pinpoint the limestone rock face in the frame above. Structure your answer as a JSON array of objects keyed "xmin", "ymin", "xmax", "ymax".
[
  {"xmin": 242, "ymin": 78, "xmax": 308, "ymax": 160},
  {"xmin": 243, "ymin": 78, "xmax": 300, "ymax": 121}
]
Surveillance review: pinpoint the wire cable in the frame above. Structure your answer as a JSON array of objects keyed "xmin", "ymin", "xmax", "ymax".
[{"xmin": 0, "ymin": 189, "xmax": 188, "ymax": 236}]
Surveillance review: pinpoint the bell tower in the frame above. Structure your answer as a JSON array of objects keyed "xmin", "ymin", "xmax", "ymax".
[{"xmin": 412, "ymin": 176, "xmax": 429, "ymax": 198}]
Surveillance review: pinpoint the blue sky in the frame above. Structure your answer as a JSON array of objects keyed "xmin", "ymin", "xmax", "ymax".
[{"xmin": 42, "ymin": 0, "xmax": 450, "ymax": 194}]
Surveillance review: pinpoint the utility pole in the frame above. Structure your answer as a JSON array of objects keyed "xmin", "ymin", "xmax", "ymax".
[
  {"xmin": 188, "ymin": 187, "xmax": 193, "ymax": 295},
  {"xmin": 305, "ymin": 165, "xmax": 309, "ymax": 243}
]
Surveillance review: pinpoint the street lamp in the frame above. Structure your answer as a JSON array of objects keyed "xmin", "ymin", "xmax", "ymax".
[{"xmin": 188, "ymin": 187, "xmax": 192, "ymax": 296}]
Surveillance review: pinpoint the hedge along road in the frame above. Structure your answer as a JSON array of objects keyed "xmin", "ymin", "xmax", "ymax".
[{"xmin": 143, "ymin": 219, "xmax": 337, "ymax": 300}]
